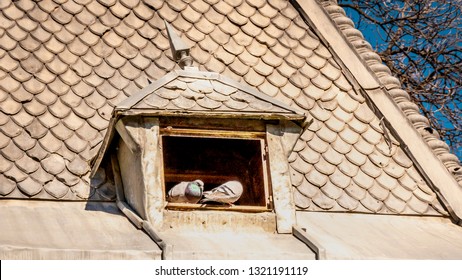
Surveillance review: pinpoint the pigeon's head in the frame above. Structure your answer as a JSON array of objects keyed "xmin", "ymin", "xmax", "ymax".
[{"xmin": 185, "ymin": 180, "xmax": 204, "ymax": 198}]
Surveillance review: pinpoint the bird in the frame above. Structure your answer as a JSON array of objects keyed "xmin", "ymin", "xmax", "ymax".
[
  {"xmin": 200, "ymin": 181, "xmax": 243, "ymax": 206},
  {"xmin": 167, "ymin": 180, "xmax": 204, "ymax": 203}
]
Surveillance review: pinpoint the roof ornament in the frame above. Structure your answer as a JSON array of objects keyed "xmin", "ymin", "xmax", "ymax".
[{"xmin": 164, "ymin": 20, "xmax": 195, "ymax": 70}]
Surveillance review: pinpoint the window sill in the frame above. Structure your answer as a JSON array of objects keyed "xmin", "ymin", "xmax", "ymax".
[{"xmin": 165, "ymin": 203, "xmax": 271, "ymax": 213}]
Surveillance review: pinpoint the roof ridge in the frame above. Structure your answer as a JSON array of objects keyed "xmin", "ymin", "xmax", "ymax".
[{"xmin": 319, "ymin": 0, "xmax": 462, "ymax": 187}]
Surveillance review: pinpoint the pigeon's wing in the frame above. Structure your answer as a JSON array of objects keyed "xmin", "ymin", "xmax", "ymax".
[
  {"xmin": 203, "ymin": 182, "xmax": 243, "ymax": 204},
  {"xmin": 167, "ymin": 182, "xmax": 187, "ymax": 202}
]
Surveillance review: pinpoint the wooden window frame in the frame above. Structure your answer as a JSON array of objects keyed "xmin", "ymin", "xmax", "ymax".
[{"xmin": 160, "ymin": 127, "xmax": 273, "ymax": 212}]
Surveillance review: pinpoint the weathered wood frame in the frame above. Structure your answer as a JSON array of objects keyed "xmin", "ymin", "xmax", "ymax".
[{"xmin": 160, "ymin": 127, "xmax": 273, "ymax": 213}]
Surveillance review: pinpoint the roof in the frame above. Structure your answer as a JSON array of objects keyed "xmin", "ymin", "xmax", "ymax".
[
  {"xmin": 1, "ymin": 0, "xmax": 462, "ymax": 260},
  {"xmin": 0, "ymin": 200, "xmax": 161, "ymax": 259},
  {"xmin": 0, "ymin": 0, "xmax": 456, "ymax": 218}
]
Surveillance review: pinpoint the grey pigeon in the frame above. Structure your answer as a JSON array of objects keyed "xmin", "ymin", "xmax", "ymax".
[
  {"xmin": 167, "ymin": 180, "xmax": 204, "ymax": 203},
  {"xmin": 200, "ymin": 181, "xmax": 243, "ymax": 205}
]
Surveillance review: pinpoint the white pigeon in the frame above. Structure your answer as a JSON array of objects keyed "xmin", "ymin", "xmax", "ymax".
[
  {"xmin": 167, "ymin": 180, "xmax": 204, "ymax": 203},
  {"xmin": 200, "ymin": 181, "xmax": 243, "ymax": 206}
]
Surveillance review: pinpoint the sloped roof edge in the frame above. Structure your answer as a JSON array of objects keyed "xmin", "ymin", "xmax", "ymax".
[
  {"xmin": 292, "ymin": 0, "xmax": 462, "ymax": 222},
  {"xmin": 117, "ymin": 71, "xmax": 179, "ymax": 110}
]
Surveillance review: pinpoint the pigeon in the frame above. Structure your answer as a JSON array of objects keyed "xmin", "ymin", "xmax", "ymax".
[
  {"xmin": 167, "ymin": 180, "xmax": 204, "ymax": 203},
  {"xmin": 200, "ymin": 181, "xmax": 243, "ymax": 206}
]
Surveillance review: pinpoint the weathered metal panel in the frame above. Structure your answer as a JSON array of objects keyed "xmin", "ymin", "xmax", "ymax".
[
  {"xmin": 296, "ymin": 211, "xmax": 462, "ymax": 259},
  {"xmin": 0, "ymin": 201, "xmax": 161, "ymax": 260}
]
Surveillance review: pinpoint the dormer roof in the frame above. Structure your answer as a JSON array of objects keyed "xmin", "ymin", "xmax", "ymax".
[{"xmin": 115, "ymin": 69, "xmax": 306, "ymax": 120}]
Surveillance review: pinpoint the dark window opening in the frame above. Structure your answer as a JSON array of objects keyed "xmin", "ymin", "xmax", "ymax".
[{"xmin": 162, "ymin": 135, "xmax": 270, "ymax": 208}]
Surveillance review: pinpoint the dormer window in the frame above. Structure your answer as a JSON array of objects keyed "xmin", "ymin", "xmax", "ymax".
[
  {"xmin": 161, "ymin": 121, "xmax": 271, "ymax": 211},
  {"xmin": 91, "ymin": 66, "xmax": 309, "ymax": 233}
]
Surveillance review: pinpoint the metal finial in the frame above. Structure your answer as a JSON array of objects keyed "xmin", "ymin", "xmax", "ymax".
[{"xmin": 164, "ymin": 20, "xmax": 194, "ymax": 69}]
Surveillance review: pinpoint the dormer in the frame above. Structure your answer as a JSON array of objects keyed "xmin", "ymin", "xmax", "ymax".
[
  {"xmin": 91, "ymin": 24, "xmax": 311, "ymax": 234},
  {"xmin": 92, "ymin": 68, "xmax": 311, "ymax": 231}
]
